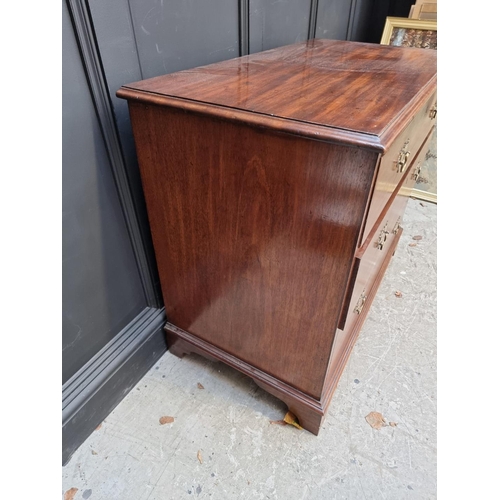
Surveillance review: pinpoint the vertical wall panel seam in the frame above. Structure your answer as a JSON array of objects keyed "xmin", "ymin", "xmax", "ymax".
[
  {"xmin": 126, "ymin": 0, "xmax": 145, "ymax": 80},
  {"xmin": 239, "ymin": 0, "xmax": 250, "ymax": 55},
  {"xmin": 308, "ymin": 0, "xmax": 319, "ymax": 40},
  {"xmin": 346, "ymin": 0, "xmax": 358, "ymax": 40}
]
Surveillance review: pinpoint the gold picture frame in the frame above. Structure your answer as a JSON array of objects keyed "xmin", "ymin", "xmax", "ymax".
[
  {"xmin": 380, "ymin": 17, "xmax": 437, "ymax": 48},
  {"xmin": 380, "ymin": 17, "xmax": 437, "ymax": 203}
]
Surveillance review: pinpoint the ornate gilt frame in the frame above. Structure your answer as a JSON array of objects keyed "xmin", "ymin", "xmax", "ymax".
[{"xmin": 380, "ymin": 17, "xmax": 437, "ymax": 46}]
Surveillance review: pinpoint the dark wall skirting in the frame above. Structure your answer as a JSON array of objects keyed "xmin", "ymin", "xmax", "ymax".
[{"xmin": 62, "ymin": 307, "xmax": 167, "ymax": 465}]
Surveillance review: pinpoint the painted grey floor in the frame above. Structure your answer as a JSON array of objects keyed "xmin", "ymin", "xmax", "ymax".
[{"xmin": 62, "ymin": 199, "xmax": 437, "ymax": 500}]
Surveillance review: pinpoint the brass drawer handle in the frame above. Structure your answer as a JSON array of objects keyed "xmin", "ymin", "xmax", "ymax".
[
  {"xmin": 353, "ymin": 290, "xmax": 367, "ymax": 315},
  {"xmin": 376, "ymin": 222, "xmax": 389, "ymax": 250},
  {"xmin": 396, "ymin": 140, "xmax": 411, "ymax": 173},
  {"xmin": 412, "ymin": 161, "xmax": 422, "ymax": 182},
  {"xmin": 429, "ymin": 105, "xmax": 437, "ymax": 119},
  {"xmin": 392, "ymin": 217, "xmax": 401, "ymax": 235}
]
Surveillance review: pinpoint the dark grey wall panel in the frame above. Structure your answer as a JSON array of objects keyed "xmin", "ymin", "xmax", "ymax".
[
  {"xmin": 249, "ymin": 0, "xmax": 310, "ymax": 54},
  {"xmin": 365, "ymin": 0, "xmax": 413, "ymax": 43},
  {"xmin": 62, "ymin": 1, "xmax": 146, "ymax": 384},
  {"xmin": 349, "ymin": 0, "xmax": 375, "ymax": 42},
  {"xmin": 127, "ymin": 0, "xmax": 239, "ymax": 79},
  {"xmin": 87, "ymin": 0, "xmax": 162, "ymax": 306},
  {"xmin": 315, "ymin": 0, "xmax": 353, "ymax": 40},
  {"xmin": 87, "ymin": 0, "xmax": 142, "ymax": 186}
]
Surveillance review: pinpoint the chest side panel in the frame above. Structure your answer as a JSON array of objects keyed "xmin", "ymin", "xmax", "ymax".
[{"xmin": 129, "ymin": 103, "xmax": 378, "ymax": 398}]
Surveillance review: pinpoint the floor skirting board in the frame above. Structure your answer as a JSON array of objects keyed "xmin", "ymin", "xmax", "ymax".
[{"xmin": 62, "ymin": 307, "xmax": 167, "ymax": 465}]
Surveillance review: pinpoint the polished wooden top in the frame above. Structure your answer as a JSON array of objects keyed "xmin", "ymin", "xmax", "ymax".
[{"xmin": 117, "ymin": 39, "xmax": 437, "ymax": 151}]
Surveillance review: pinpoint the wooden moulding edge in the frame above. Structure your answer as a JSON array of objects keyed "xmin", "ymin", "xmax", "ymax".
[
  {"xmin": 164, "ymin": 322, "xmax": 326, "ymax": 416},
  {"xmin": 378, "ymin": 77, "xmax": 437, "ymax": 152},
  {"xmin": 116, "ymin": 87, "xmax": 386, "ymax": 152}
]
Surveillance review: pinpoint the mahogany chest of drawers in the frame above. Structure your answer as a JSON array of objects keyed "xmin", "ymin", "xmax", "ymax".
[{"xmin": 117, "ymin": 39, "xmax": 437, "ymax": 434}]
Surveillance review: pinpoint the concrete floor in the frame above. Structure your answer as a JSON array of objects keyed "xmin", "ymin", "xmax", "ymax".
[{"xmin": 62, "ymin": 198, "xmax": 437, "ymax": 500}]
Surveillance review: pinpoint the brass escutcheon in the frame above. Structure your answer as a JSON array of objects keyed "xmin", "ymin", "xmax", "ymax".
[
  {"xmin": 376, "ymin": 222, "xmax": 389, "ymax": 250},
  {"xmin": 429, "ymin": 105, "xmax": 437, "ymax": 119},
  {"xmin": 392, "ymin": 217, "xmax": 401, "ymax": 235},
  {"xmin": 396, "ymin": 140, "xmax": 411, "ymax": 173},
  {"xmin": 412, "ymin": 162, "xmax": 422, "ymax": 182},
  {"xmin": 353, "ymin": 290, "xmax": 367, "ymax": 315}
]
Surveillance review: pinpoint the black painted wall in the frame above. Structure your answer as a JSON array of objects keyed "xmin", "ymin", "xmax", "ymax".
[
  {"xmin": 364, "ymin": 0, "xmax": 414, "ymax": 43},
  {"xmin": 62, "ymin": 0, "xmax": 407, "ymax": 464},
  {"xmin": 249, "ymin": 0, "xmax": 310, "ymax": 53},
  {"xmin": 62, "ymin": 0, "xmax": 167, "ymax": 465},
  {"xmin": 62, "ymin": 2, "xmax": 147, "ymax": 383}
]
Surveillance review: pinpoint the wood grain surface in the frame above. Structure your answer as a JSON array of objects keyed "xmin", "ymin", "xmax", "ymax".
[
  {"xmin": 128, "ymin": 103, "xmax": 378, "ymax": 399},
  {"xmin": 117, "ymin": 39, "xmax": 437, "ymax": 152}
]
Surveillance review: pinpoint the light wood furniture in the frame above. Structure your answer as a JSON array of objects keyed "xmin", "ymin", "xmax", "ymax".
[
  {"xmin": 410, "ymin": 0, "xmax": 437, "ymax": 20},
  {"xmin": 117, "ymin": 39, "xmax": 437, "ymax": 434}
]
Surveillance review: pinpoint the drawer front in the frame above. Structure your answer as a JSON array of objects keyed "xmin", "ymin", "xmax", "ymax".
[
  {"xmin": 325, "ymin": 191, "xmax": 405, "ymax": 400},
  {"xmin": 361, "ymin": 91, "xmax": 437, "ymax": 244},
  {"xmin": 338, "ymin": 187, "xmax": 408, "ymax": 335},
  {"xmin": 356, "ymin": 125, "xmax": 433, "ymax": 265},
  {"xmin": 398, "ymin": 127, "xmax": 435, "ymax": 199},
  {"xmin": 337, "ymin": 126, "xmax": 434, "ymax": 338},
  {"xmin": 321, "ymin": 118, "xmax": 435, "ymax": 381}
]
